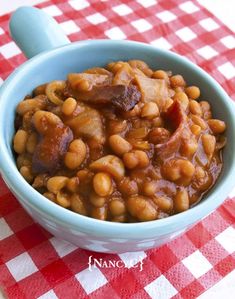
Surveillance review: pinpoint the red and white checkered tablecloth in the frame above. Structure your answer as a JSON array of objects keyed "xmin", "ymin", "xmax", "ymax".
[{"xmin": 1, "ymin": 0, "xmax": 235, "ymax": 298}]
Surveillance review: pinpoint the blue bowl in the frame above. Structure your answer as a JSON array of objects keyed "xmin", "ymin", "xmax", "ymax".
[{"xmin": 0, "ymin": 7, "xmax": 235, "ymax": 253}]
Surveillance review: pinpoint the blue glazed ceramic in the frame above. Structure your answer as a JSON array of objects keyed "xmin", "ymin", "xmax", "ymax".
[{"xmin": 0, "ymin": 7, "xmax": 235, "ymax": 253}]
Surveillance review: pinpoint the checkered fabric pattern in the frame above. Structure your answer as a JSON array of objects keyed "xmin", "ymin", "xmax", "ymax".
[{"xmin": 0, "ymin": 0, "xmax": 235, "ymax": 298}]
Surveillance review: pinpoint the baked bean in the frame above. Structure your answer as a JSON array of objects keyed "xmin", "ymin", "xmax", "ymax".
[
  {"xmin": 191, "ymin": 114, "xmax": 207, "ymax": 130},
  {"xmin": 64, "ymin": 139, "xmax": 87, "ymax": 169},
  {"xmin": 47, "ymin": 176, "xmax": 68, "ymax": 193},
  {"xmin": 78, "ymin": 79, "xmax": 91, "ymax": 91},
  {"xmin": 123, "ymin": 150, "xmax": 149, "ymax": 169},
  {"xmin": 89, "ymin": 192, "xmax": 106, "ymax": 207},
  {"xmin": 134, "ymin": 150, "xmax": 150, "ymax": 168},
  {"xmin": 170, "ymin": 75, "xmax": 186, "ymax": 88},
  {"xmin": 163, "ymin": 163, "xmax": 181, "ymax": 181},
  {"xmin": 16, "ymin": 96, "xmax": 47, "ymax": 115},
  {"xmin": 152, "ymin": 70, "xmax": 169, "ymax": 80},
  {"xmin": 89, "ymin": 155, "xmax": 125, "ymax": 180},
  {"xmin": 56, "ymin": 191, "xmax": 71, "ymax": 208},
  {"xmin": 143, "ymin": 181, "xmax": 157, "ymax": 197},
  {"xmin": 148, "ymin": 128, "xmax": 170, "ymax": 144},
  {"xmin": 123, "ymin": 152, "xmax": 139, "ymax": 169},
  {"xmin": 66, "ymin": 177, "xmax": 80, "ymax": 193},
  {"xmin": 17, "ymin": 154, "xmax": 31, "ymax": 168},
  {"xmin": 118, "ymin": 177, "xmax": 138, "ymax": 196},
  {"xmin": 185, "ymin": 86, "xmax": 200, "ymax": 100},
  {"xmin": 179, "ymin": 161, "xmax": 195, "ymax": 178},
  {"xmin": 141, "ymin": 102, "xmax": 159, "ymax": 119},
  {"xmin": 153, "ymin": 196, "xmax": 173, "ymax": 212},
  {"xmin": 26, "ymin": 132, "xmax": 38, "ymax": 154},
  {"xmin": 127, "ymin": 196, "xmax": 158, "ymax": 221},
  {"xmin": 91, "ymin": 206, "xmax": 108, "ymax": 220},
  {"xmin": 33, "ymin": 111, "xmax": 61, "ymax": 134},
  {"xmin": 162, "ymin": 159, "xmax": 195, "ymax": 183},
  {"xmin": 71, "ymin": 194, "xmax": 87, "ymax": 215},
  {"xmin": 189, "ymin": 100, "xmax": 202, "ymax": 115},
  {"xmin": 109, "ymin": 134, "xmax": 132, "ymax": 156},
  {"xmin": 13, "ymin": 129, "xmax": 28, "ymax": 154},
  {"xmin": 71, "ymin": 76, "xmax": 93, "ymax": 91},
  {"xmin": 202, "ymin": 134, "xmax": 216, "ymax": 156},
  {"xmin": 62, "ymin": 97, "xmax": 77, "ymax": 115},
  {"xmin": 208, "ymin": 119, "xmax": 226, "ymax": 134},
  {"xmin": 93, "ymin": 172, "xmax": 113, "ymax": 197},
  {"xmin": 20, "ymin": 166, "xmax": 33, "ymax": 183},
  {"xmin": 109, "ymin": 199, "xmax": 126, "ymax": 216},
  {"xmin": 180, "ymin": 138, "xmax": 198, "ymax": 157},
  {"xmin": 190, "ymin": 124, "xmax": 201, "ymax": 136},
  {"xmin": 173, "ymin": 92, "xmax": 189, "ymax": 110},
  {"xmin": 174, "ymin": 189, "xmax": 189, "ymax": 212},
  {"xmin": 107, "ymin": 61, "xmax": 124, "ymax": 73}
]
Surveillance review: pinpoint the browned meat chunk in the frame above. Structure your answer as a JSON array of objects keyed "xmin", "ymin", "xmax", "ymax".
[
  {"xmin": 156, "ymin": 100, "xmax": 188, "ymax": 160},
  {"xmin": 32, "ymin": 111, "xmax": 73, "ymax": 174},
  {"xmin": 68, "ymin": 84, "xmax": 141, "ymax": 112}
]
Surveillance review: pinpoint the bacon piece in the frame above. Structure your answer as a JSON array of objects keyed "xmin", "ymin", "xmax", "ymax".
[
  {"xmin": 156, "ymin": 101, "xmax": 189, "ymax": 161},
  {"xmin": 67, "ymin": 83, "xmax": 141, "ymax": 112},
  {"xmin": 32, "ymin": 111, "xmax": 73, "ymax": 174}
]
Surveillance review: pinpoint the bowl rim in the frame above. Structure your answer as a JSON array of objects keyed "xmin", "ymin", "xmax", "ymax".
[{"xmin": 0, "ymin": 39, "xmax": 235, "ymax": 235}]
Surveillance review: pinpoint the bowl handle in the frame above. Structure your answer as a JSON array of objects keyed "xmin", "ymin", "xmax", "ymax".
[{"xmin": 9, "ymin": 6, "xmax": 70, "ymax": 59}]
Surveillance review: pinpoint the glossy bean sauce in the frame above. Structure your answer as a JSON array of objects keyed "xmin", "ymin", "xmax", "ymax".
[{"xmin": 13, "ymin": 60, "xmax": 226, "ymax": 222}]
